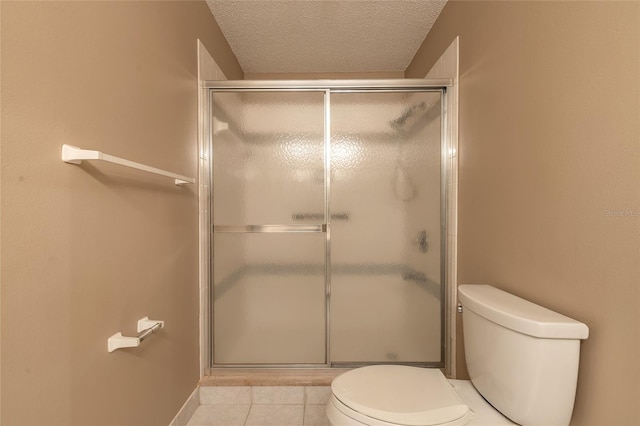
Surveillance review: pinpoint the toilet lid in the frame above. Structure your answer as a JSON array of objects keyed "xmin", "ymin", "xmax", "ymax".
[{"xmin": 331, "ymin": 365, "xmax": 469, "ymax": 426}]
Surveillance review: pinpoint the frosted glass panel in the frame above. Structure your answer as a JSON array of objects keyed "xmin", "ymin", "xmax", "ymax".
[
  {"xmin": 211, "ymin": 91, "xmax": 325, "ymax": 225},
  {"xmin": 213, "ymin": 233, "xmax": 326, "ymax": 364},
  {"xmin": 330, "ymin": 92, "xmax": 443, "ymax": 363}
]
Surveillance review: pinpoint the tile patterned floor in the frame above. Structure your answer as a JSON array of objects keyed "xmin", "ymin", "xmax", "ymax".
[{"xmin": 186, "ymin": 386, "xmax": 331, "ymax": 426}]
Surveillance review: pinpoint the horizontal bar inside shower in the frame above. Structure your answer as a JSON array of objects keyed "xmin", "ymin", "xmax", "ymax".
[{"xmin": 203, "ymin": 78, "xmax": 452, "ymax": 90}]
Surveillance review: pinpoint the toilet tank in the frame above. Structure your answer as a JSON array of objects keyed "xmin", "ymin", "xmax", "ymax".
[{"xmin": 458, "ymin": 285, "xmax": 589, "ymax": 426}]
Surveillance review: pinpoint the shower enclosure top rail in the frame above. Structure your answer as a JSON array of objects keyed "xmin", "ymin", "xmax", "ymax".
[{"xmin": 203, "ymin": 78, "xmax": 452, "ymax": 90}]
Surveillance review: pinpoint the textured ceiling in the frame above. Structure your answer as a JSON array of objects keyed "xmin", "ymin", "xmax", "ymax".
[{"xmin": 206, "ymin": 0, "xmax": 447, "ymax": 74}]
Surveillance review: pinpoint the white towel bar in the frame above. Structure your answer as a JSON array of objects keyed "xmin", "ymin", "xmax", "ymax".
[{"xmin": 61, "ymin": 144, "xmax": 195, "ymax": 186}]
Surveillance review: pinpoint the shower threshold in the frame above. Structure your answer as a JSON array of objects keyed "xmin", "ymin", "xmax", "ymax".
[{"xmin": 200, "ymin": 368, "xmax": 351, "ymax": 387}]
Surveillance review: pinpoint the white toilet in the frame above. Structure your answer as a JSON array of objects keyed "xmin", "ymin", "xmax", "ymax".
[{"xmin": 326, "ymin": 285, "xmax": 589, "ymax": 426}]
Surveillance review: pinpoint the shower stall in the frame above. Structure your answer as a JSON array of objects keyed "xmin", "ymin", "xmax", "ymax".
[{"xmin": 205, "ymin": 80, "xmax": 451, "ymax": 368}]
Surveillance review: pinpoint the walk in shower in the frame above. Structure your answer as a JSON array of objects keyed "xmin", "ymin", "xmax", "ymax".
[{"xmin": 206, "ymin": 80, "xmax": 450, "ymax": 368}]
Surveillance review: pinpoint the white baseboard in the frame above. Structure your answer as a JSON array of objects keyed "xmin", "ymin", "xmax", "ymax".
[{"xmin": 169, "ymin": 387, "xmax": 199, "ymax": 426}]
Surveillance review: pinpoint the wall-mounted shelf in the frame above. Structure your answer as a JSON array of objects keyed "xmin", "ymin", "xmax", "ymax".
[{"xmin": 61, "ymin": 144, "xmax": 195, "ymax": 186}]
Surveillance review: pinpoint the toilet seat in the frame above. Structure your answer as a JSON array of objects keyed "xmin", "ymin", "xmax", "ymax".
[{"xmin": 329, "ymin": 365, "xmax": 472, "ymax": 426}]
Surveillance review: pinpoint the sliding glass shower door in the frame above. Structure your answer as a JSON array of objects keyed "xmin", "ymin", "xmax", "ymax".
[
  {"xmin": 211, "ymin": 91, "xmax": 327, "ymax": 364},
  {"xmin": 210, "ymin": 84, "xmax": 444, "ymax": 367},
  {"xmin": 330, "ymin": 92, "xmax": 443, "ymax": 363}
]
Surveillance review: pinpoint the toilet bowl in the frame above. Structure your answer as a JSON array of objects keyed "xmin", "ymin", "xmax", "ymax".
[
  {"xmin": 326, "ymin": 285, "xmax": 589, "ymax": 426},
  {"xmin": 325, "ymin": 365, "xmax": 514, "ymax": 426}
]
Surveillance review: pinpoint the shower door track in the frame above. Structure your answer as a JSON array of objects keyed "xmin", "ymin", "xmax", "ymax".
[{"xmin": 205, "ymin": 79, "xmax": 452, "ymax": 371}]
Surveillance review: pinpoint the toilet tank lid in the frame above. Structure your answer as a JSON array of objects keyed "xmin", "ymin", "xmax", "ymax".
[{"xmin": 458, "ymin": 285, "xmax": 589, "ymax": 339}]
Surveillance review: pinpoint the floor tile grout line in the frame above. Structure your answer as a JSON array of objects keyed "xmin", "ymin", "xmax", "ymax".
[
  {"xmin": 242, "ymin": 403, "xmax": 250, "ymax": 426},
  {"xmin": 302, "ymin": 401, "xmax": 307, "ymax": 426},
  {"xmin": 243, "ymin": 385, "xmax": 253, "ymax": 426},
  {"xmin": 303, "ymin": 386, "xmax": 308, "ymax": 423}
]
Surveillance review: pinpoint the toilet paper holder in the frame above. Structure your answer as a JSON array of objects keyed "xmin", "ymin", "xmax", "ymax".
[{"xmin": 108, "ymin": 316, "xmax": 164, "ymax": 352}]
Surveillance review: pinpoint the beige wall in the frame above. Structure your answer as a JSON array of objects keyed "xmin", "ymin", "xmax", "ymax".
[
  {"xmin": 1, "ymin": 1, "xmax": 241, "ymax": 425},
  {"xmin": 407, "ymin": 1, "xmax": 639, "ymax": 425}
]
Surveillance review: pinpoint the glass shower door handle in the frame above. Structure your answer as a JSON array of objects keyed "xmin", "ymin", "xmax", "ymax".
[{"xmin": 213, "ymin": 224, "xmax": 327, "ymax": 233}]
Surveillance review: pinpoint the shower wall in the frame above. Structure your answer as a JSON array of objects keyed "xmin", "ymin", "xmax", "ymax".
[{"xmin": 210, "ymin": 88, "xmax": 444, "ymax": 366}]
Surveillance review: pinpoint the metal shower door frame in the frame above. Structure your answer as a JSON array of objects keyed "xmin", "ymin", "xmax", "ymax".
[{"xmin": 205, "ymin": 79, "xmax": 452, "ymax": 369}]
